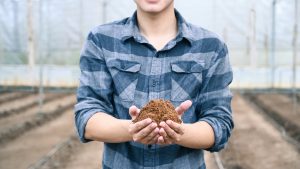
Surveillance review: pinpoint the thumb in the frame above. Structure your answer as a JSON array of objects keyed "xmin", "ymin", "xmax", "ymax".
[
  {"xmin": 129, "ymin": 105, "xmax": 140, "ymax": 119},
  {"xmin": 175, "ymin": 100, "xmax": 192, "ymax": 117}
]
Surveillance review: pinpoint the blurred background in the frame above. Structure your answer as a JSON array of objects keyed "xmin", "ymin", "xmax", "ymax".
[{"xmin": 0, "ymin": 0, "xmax": 299, "ymax": 169}]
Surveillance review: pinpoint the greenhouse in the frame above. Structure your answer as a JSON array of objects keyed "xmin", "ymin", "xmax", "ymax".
[{"xmin": 0, "ymin": 0, "xmax": 299, "ymax": 169}]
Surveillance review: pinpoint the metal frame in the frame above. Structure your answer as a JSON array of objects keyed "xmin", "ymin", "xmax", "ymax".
[
  {"xmin": 292, "ymin": 0, "xmax": 299, "ymax": 112},
  {"xmin": 270, "ymin": 0, "xmax": 298, "ymax": 91}
]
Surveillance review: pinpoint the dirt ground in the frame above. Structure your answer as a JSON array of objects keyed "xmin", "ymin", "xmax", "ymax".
[
  {"xmin": 253, "ymin": 93, "xmax": 300, "ymax": 128},
  {"xmin": 0, "ymin": 93, "xmax": 45, "ymax": 111},
  {"xmin": 61, "ymin": 141, "xmax": 220, "ymax": 169},
  {"xmin": 247, "ymin": 93, "xmax": 300, "ymax": 143},
  {"xmin": 220, "ymin": 94, "xmax": 300, "ymax": 169},
  {"xmin": 0, "ymin": 92, "xmax": 32, "ymax": 104},
  {"xmin": 204, "ymin": 152, "xmax": 220, "ymax": 169},
  {"xmin": 62, "ymin": 141, "xmax": 103, "ymax": 169},
  {"xmin": 0, "ymin": 94, "xmax": 74, "ymax": 132},
  {"xmin": 0, "ymin": 109, "xmax": 75, "ymax": 169},
  {"xmin": 1, "ymin": 91, "xmax": 300, "ymax": 169}
]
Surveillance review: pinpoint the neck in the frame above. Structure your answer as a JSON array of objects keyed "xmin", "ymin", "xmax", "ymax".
[{"xmin": 136, "ymin": 6, "xmax": 177, "ymax": 38}]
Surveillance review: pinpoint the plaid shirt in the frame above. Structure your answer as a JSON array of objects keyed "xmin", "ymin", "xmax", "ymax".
[{"xmin": 75, "ymin": 10, "xmax": 233, "ymax": 169}]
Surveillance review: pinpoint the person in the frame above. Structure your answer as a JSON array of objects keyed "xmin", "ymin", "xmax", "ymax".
[{"xmin": 75, "ymin": 0, "xmax": 233, "ymax": 168}]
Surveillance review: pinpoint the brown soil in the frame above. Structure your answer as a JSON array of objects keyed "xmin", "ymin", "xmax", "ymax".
[
  {"xmin": 0, "ymin": 92, "xmax": 23, "ymax": 99},
  {"xmin": 220, "ymin": 94, "xmax": 300, "ymax": 169},
  {"xmin": 247, "ymin": 93, "xmax": 300, "ymax": 143},
  {"xmin": 0, "ymin": 109, "xmax": 75, "ymax": 169},
  {"xmin": 62, "ymin": 141, "xmax": 103, "ymax": 169},
  {"xmin": 0, "ymin": 94, "xmax": 75, "ymax": 133},
  {"xmin": 1, "ymin": 91, "xmax": 300, "ymax": 169},
  {"xmin": 204, "ymin": 152, "xmax": 219, "ymax": 169},
  {"xmin": 252, "ymin": 93, "xmax": 300, "ymax": 128},
  {"xmin": 0, "ymin": 93, "xmax": 69, "ymax": 118},
  {"xmin": 0, "ymin": 93, "xmax": 44, "ymax": 111},
  {"xmin": 133, "ymin": 99, "xmax": 181, "ymax": 124},
  {"xmin": 0, "ymin": 92, "xmax": 32, "ymax": 105}
]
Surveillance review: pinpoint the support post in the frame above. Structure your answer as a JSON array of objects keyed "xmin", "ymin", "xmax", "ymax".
[
  {"xmin": 27, "ymin": 0, "xmax": 35, "ymax": 67},
  {"xmin": 38, "ymin": 0, "xmax": 44, "ymax": 113},
  {"xmin": 270, "ymin": 0, "xmax": 277, "ymax": 89},
  {"xmin": 249, "ymin": 7, "xmax": 257, "ymax": 68},
  {"xmin": 102, "ymin": 0, "xmax": 107, "ymax": 24},
  {"xmin": 292, "ymin": 0, "xmax": 299, "ymax": 113}
]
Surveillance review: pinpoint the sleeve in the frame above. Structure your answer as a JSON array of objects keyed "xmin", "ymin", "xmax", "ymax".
[
  {"xmin": 74, "ymin": 31, "xmax": 114, "ymax": 143},
  {"xmin": 196, "ymin": 41, "xmax": 234, "ymax": 152}
]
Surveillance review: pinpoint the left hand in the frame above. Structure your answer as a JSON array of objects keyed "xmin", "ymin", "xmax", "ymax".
[{"xmin": 157, "ymin": 100, "xmax": 192, "ymax": 145}]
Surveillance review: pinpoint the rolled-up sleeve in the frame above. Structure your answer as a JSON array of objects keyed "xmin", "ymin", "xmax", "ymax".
[
  {"xmin": 74, "ymin": 31, "xmax": 114, "ymax": 143},
  {"xmin": 197, "ymin": 42, "xmax": 234, "ymax": 152}
]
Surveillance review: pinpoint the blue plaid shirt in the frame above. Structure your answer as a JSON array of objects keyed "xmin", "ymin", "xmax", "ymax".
[{"xmin": 75, "ymin": 10, "xmax": 233, "ymax": 169}]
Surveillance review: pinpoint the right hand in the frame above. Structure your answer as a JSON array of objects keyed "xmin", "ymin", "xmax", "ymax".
[{"xmin": 128, "ymin": 105, "xmax": 160, "ymax": 145}]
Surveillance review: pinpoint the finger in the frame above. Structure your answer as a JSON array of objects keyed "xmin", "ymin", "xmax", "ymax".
[
  {"xmin": 141, "ymin": 127, "xmax": 159, "ymax": 143},
  {"xmin": 129, "ymin": 105, "xmax": 141, "ymax": 119},
  {"xmin": 175, "ymin": 100, "xmax": 192, "ymax": 117},
  {"xmin": 134, "ymin": 122, "xmax": 157, "ymax": 141},
  {"xmin": 148, "ymin": 134, "xmax": 160, "ymax": 145},
  {"xmin": 161, "ymin": 121, "xmax": 179, "ymax": 141},
  {"xmin": 157, "ymin": 136, "xmax": 165, "ymax": 145},
  {"xmin": 143, "ymin": 128, "xmax": 159, "ymax": 144},
  {"xmin": 129, "ymin": 118, "xmax": 152, "ymax": 134},
  {"xmin": 159, "ymin": 127, "xmax": 168, "ymax": 138},
  {"xmin": 159, "ymin": 127, "xmax": 172, "ymax": 144},
  {"xmin": 166, "ymin": 120, "xmax": 184, "ymax": 135}
]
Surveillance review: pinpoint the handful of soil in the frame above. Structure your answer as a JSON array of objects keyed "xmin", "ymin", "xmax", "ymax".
[{"xmin": 132, "ymin": 99, "xmax": 182, "ymax": 124}]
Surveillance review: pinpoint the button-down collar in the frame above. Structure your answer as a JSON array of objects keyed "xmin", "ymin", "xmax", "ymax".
[{"xmin": 121, "ymin": 9, "xmax": 195, "ymax": 44}]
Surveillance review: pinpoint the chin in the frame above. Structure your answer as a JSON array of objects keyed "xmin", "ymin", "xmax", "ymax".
[
  {"xmin": 142, "ymin": 6, "xmax": 165, "ymax": 13},
  {"xmin": 135, "ymin": 0, "xmax": 174, "ymax": 13}
]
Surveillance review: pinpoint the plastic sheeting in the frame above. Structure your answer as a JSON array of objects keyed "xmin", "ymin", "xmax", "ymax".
[
  {"xmin": 0, "ymin": 0, "xmax": 299, "ymax": 88},
  {"xmin": 0, "ymin": 0, "xmax": 299, "ymax": 65}
]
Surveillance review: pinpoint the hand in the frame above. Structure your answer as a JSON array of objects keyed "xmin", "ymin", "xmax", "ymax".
[
  {"xmin": 157, "ymin": 100, "xmax": 192, "ymax": 145},
  {"xmin": 128, "ymin": 105, "xmax": 160, "ymax": 144}
]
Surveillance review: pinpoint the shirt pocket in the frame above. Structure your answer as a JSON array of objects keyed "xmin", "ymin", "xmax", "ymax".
[
  {"xmin": 170, "ymin": 61, "xmax": 204, "ymax": 101},
  {"xmin": 107, "ymin": 59, "xmax": 141, "ymax": 101}
]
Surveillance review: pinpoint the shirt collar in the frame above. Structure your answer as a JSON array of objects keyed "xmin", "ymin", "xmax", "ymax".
[{"xmin": 121, "ymin": 9, "xmax": 195, "ymax": 44}]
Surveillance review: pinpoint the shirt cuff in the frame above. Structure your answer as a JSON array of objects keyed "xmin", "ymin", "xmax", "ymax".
[{"xmin": 75, "ymin": 108, "xmax": 106, "ymax": 143}]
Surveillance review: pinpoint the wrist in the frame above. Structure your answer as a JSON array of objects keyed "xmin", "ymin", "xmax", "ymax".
[
  {"xmin": 174, "ymin": 123, "xmax": 188, "ymax": 145},
  {"xmin": 120, "ymin": 119, "xmax": 133, "ymax": 142}
]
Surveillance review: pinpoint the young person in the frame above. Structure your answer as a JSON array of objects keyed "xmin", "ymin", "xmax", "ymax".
[{"xmin": 75, "ymin": 0, "xmax": 233, "ymax": 168}]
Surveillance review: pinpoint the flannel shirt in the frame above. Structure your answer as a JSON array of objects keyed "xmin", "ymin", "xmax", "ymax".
[{"xmin": 75, "ymin": 9, "xmax": 234, "ymax": 169}]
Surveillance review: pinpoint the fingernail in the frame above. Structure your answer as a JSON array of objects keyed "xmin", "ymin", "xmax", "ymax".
[
  {"xmin": 151, "ymin": 123, "xmax": 157, "ymax": 128},
  {"xmin": 167, "ymin": 120, "xmax": 172, "ymax": 125},
  {"xmin": 146, "ymin": 118, "xmax": 152, "ymax": 123}
]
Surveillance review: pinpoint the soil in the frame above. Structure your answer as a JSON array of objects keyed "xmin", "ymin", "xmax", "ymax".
[
  {"xmin": 249, "ymin": 93, "xmax": 300, "ymax": 142},
  {"xmin": 62, "ymin": 141, "xmax": 103, "ymax": 169},
  {"xmin": 133, "ymin": 99, "xmax": 181, "ymax": 124},
  {"xmin": 220, "ymin": 94, "xmax": 300, "ymax": 169},
  {"xmin": 0, "ymin": 92, "xmax": 32, "ymax": 105},
  {"xmin": 1, "ymin": 91, "xmax": 300, "ymax": 169},
  {"xmin": 0, "ymin": 93, "xmax": 44, "ymax": 112},
  {"xmin": 0, "ymin": 94, "xmax": 75, "ymax": 133},
  {"xmin": 0, "ymin": 109, "xmax": 75, "ymax": 169},
  {"xmin": 204, "ymin": 152, "xmax": 219, "ymax": 169}
]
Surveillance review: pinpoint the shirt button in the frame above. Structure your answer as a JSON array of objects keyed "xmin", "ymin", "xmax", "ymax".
[{"xmin": 152, "ymin": 80, "xmax": 159, "ymax": 87}]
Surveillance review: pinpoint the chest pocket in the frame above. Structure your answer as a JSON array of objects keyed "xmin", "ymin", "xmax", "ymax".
[
  {"xmin": 170, "ymin": 61, "xmax": 204, "ymax": 101},
  {"xmin": 108, "ymin": 59, "xmax": 141, "ymax": 101}
]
